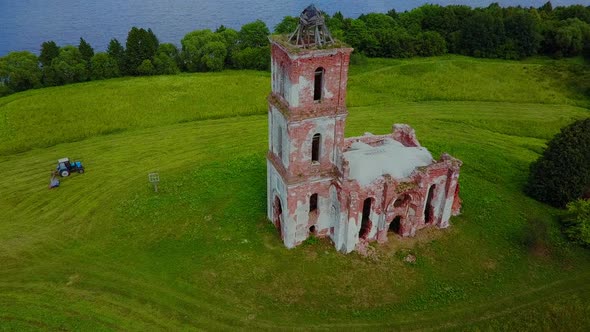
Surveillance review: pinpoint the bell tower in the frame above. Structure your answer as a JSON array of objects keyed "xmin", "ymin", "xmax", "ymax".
[{"xmin": 267, "ymin": 5, "xmax": 353, "ymax": 248}]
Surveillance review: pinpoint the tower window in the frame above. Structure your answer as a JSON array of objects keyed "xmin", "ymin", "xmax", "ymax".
[
  {"xmin": 310, "ymin": 193, "xmax": 318, "ymax": 213},
  {"xmin": 314, "ymin": 67, "xmax": 324, "ymax": 101},
  {"xmin": 312, "ymin": 133, "xmax": 321, "ymax": 162}
]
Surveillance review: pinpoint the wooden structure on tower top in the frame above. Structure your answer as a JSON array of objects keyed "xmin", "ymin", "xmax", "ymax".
[{"xmin": 288, "ymin": 4, "xmax": 334, "ymax": 48}]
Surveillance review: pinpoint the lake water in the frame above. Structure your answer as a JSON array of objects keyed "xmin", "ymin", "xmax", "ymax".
[{"xmin": 0, "ymin": 0, "xmax": 585, "ymax": 56}]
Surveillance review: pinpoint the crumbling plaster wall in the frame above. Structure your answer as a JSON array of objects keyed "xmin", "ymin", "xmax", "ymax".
[
  {"xmin": 334, "ymin": 158, "xmax": 462, "ymax": 253},
  {"xmin": 342, "ymin": 124, "xmax": 422, "ymax": 151},
  {"xmin": 269, "ymin": 106, "xmax": 289, "ymax": 167},
  {"xmin": 439, "ymin": 168, "xmax": 461, "ymax": 229},
  {"xmin": 288, "ymin": 116, "xmax": 338, "ymax": 178},
  {"xmin": 270, "ymin": 43, "xmax": 352, "ymax": 116},
  {"xmin": 271, "ymin": 121, "xmax": 463, "ymax": 253},
  {"xmin": 285, "ymin": 180, "xmax": 339, "ymax": 247},
  {"xmin": 267, "ymin": 161, "xmax": 288, "ymax": 241}
]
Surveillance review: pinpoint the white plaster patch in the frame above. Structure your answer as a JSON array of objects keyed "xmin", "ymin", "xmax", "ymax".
[
  {"xmin": 323, "ymin": 84, "xmax": 334, "ymax": 99},
  {"xmin": 271, "ymin": 108, "xmax": 289, "ymax": 167},
  {"xmin": 316, "ymin": 194, "xmax": 332, "ymax": 230},
  {"xmin": 294, "ymin": 198, "xmax": 310, "ymax": 227},
  {"xmin": 344, "ymin": 138, "xmax": 433, "ymax": 186},
  {"xmin": 440, "ymin": 196, "xmax": 453, "ymax": 228},
  {"xmin": 344, "ymin": 216, "xmax": 358, "ymax": 253},
  {"xmin": 266, "ymin": 159, "xmax": 272, "ymax": 220},
  {"xmin": 423, "ymin": 178, "xmax": 446, "ymax": 224},
  {"xmin": 289, "ymin": 75, "xmax": 312, "ymax": 107},
  {"xmin": 284, "ymin": 74, "xmax": 293, "ymax": 106}
]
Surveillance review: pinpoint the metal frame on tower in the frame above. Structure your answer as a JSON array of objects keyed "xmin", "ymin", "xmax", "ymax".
[{"xmin": 288, "ymin": 4, "xmax": 334, "ymax": 48}]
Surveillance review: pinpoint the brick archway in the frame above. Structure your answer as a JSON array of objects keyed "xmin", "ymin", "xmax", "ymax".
[
  {"xmin": 273, "ymin": 195, "xmax": 283, "ymax": 238},
  {"xmin": 385, "ymin": 193, "xmax": 417, "ymax": 238},
  {"xmin": 424, "ymin": 184, "xmax": 436, "ymax": 225},
  {"xmin": 359, "ymin": 197, "xmax": 373, "ymax": 240},
  {"xmin": 393, "ymin": 194, "xmax": 412, "ymax": 209}
]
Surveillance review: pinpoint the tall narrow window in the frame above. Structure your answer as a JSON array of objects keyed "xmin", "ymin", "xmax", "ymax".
[
  {"xmin": 314, "ymin": 67, "xmax": 323, "ymax": 101},
  {"xmin": 312, "ymin": 133, "xmax": 321, "ymax": 162},
  {"xmin": 309, "ymin": 193, "xmax": 318, "ymax": 213}
]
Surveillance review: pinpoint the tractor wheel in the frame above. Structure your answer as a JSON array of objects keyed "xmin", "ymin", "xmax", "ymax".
[
  {"xmin": 78, "ymin": 169, "xmax": 84, "ymax": 174},
  {"xmin": 60, "ymin": 170, "xmax": 70, "ymax": 177}
]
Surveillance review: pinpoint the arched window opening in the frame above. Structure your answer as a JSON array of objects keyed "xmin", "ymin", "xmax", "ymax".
[
  {"xmin": 394, "ymin": 194, "xmax": 411, "ymax": 208},
  {"xmin": 389, "ymin": 216, "xmax": 401, "ymax": 234},
  {"xmin": 309, "ymin": 225, "xmax": 316, "ymax": 234},
  {"xmin": 424, "ymin": 185, "xmax": 436, "ymax": 224},
  {"xmin": 359, "ymin": 198, "xmax": 373, "ymax": 239},
  {"xmin": 309, "ymin": 193, "xmax": 318, "ymax": 213},
  {"xmin": 314, "ymin": 67, "xmax": 324, "ymax": 101},
  {"xmin": 312, "ymin": 133, "xmax": 321, "ymax": 162}
]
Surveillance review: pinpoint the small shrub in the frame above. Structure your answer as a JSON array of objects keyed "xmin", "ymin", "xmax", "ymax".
[
  {"xmin": 561, "ymin": 199, "xmax": 590, "ymax": 247},
  {"xmin": 136, "ymin": 59, "xmax": 155, "ymax": 76},
  {"xmin": 350, "ymin": 52, "xmax": 368, "ymax": 65},
  {"xmin": 525, "ymin": 118, "xmax": 590, "ymax": 207}
]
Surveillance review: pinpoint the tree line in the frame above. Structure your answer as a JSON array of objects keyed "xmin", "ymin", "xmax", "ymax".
[
  {"xmin": 1, "ymin": 2, "xmax": 590, "ymax": 97},
  {"xmin": 0, "ymin": 22, "xmax": 270, "ymax": 97},
  {"xmin": 330, "ymin": 2, "xmax": 590, "ymax": 61}
]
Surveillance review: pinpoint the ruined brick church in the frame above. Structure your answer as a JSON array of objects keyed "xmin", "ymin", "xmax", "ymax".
[{"xmin": 266, "ymin": 5, "xmax": 462, "ymax": 254}]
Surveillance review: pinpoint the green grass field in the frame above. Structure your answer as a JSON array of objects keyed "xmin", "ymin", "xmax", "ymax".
[{"xmin": 1, "ymin": 56, "xmax": 589, "ymax": 330}]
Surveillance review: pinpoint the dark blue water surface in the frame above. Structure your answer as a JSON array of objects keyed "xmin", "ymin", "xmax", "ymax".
[{"xmin": 0, "ymin": 0, "xmax": 585, "ymax": 56}]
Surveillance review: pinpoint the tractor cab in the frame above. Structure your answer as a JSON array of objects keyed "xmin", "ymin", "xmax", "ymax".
[{"xmin": 56, "ymin": 158, "xmax": 84, "ymax": 177}]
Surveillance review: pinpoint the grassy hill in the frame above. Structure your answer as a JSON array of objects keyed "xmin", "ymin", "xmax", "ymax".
[{"xmin": 1, "ymin": 56, "xmax": 589, "ymax": 330}]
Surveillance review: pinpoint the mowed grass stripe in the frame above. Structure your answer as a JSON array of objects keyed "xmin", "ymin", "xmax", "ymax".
[
  {"xmin": 1, "ymin": 56, "xmax": 587, "ymax": 156},
  {"xmin": 0, "ymin": 71, "xmax": 269, "ymax": 156},
  {"xmin": 0, "ymin": 116, "xmax": 267, "ymax": 262}
]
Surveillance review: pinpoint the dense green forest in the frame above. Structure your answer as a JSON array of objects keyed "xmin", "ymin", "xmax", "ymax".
[{"xmin": 1, "ymin": 2, "xmax": 589, "ymax": 97}]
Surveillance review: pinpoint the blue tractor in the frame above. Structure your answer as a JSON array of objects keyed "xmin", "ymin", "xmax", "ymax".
[{"xmin": 56, "ymin": 158, "xmax": 85, "ymax": 177}]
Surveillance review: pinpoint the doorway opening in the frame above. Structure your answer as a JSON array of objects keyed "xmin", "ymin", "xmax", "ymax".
[
  {"xmin": 424, "ymin": 185, "xmax": 436, "ymax": 224},
  {"xmin": 359, "ymin": 198, "xmax": 373, "ymax": 239},
  {"xmin": 273, "ymin": 196, "xmax": 283, "ymax": 237},
  {"xmin": 389, "ymin": 216, "xmax": 401, "ymax": 234}
]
